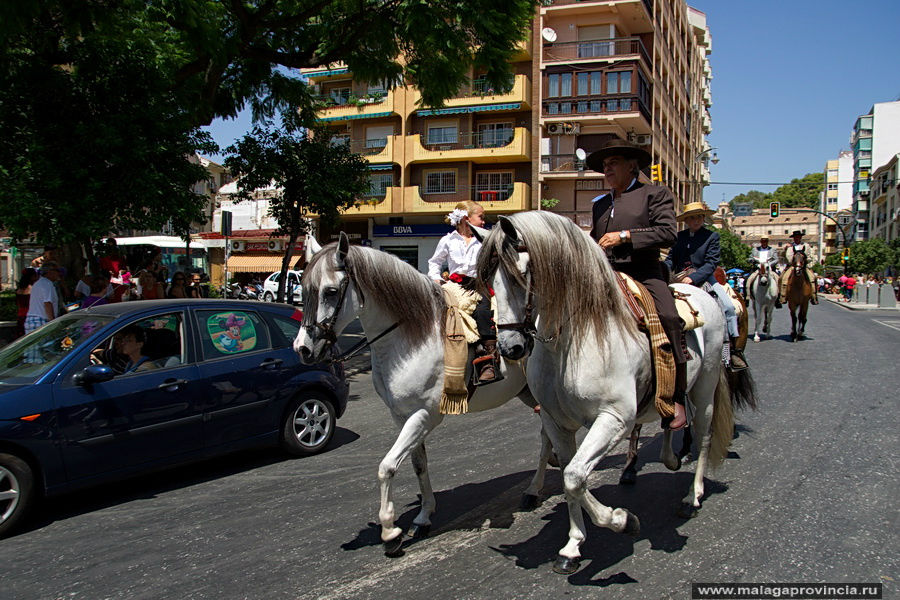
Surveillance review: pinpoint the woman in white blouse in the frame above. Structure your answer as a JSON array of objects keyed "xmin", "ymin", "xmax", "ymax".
[{"xmin": 427, "ymin": 201, "xmax": 497, "ymax": 382}]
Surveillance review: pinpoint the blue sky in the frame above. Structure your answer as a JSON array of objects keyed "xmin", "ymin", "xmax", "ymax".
[{"xmin": 204, "ymin": 0, "xmax": 900, "ymax": 208}]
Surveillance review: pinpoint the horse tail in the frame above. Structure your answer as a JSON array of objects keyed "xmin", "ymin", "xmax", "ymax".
[
  {"xmin": 709, "ymin": 367, "xmax": 734, "ymax": 468},
  {"xmin": 727, "ymin": 363, "xmax": 758, "ymax": 412}
]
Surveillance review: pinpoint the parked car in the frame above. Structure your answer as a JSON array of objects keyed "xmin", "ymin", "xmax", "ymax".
[
  {"xmin": 261, "ymin": 270, "xmax": 303, "ymax": 304},
  {"xmin": 0, "ymin": 299, "xmax": 347, "ymax": 538}
]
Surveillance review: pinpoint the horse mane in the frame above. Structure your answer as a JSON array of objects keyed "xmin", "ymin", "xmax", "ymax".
[
  {"xmin": 477, "ymin": 211, "xmax": 639, "ymax": 346},
  {"xmin": 303, "ymin": 242, "xmax": 445, "ymax": 345}
]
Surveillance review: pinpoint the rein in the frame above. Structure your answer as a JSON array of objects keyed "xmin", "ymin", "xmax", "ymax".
[{"xmin": 495, "ymin": 244, "xmax": 558, "ymax": 344}]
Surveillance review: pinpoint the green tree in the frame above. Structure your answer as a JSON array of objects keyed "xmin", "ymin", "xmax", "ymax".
[
  {"xmin": 728, "ymin": 190, "xmax": 771, "ymax": 211},
  {"xmin": 769, "ymin": 172, "xmax": 824, "ymax": 209},
  {"xmin": 846, "ymin": 238, "xmax": 893, "ymax": 276},
  {"xmin": 224, "ymin": 126, "xmax": 369, "ymax": 302},
  {"xmin": 714, "ymin": 226, "xmax": 751, "ymax": 271}
]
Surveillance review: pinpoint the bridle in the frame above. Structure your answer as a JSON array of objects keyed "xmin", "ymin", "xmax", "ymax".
[
  {"xmin": 494, "ymin": 243, "xmax": 557, "ymax": 345},
  {"xmin": 307, "ymin": 264, "xmax": 398, "ymax": 362}
]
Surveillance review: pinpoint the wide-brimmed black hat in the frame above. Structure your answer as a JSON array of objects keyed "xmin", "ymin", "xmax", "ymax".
[
  {"xmin": 586, "ymin": 138, "xmax": 652, "ymax": 173},
  {"xmin": 791, "ymin": 230, "xmax": 804, "ymax": 237}
]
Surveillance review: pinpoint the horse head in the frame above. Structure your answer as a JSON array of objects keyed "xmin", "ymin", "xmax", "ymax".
[
  {"xmin": 792, "ymin": 249, "xmax": 806, "ymax": 276},
  {"xmin": 478, "ymin": 216, "xmax": 534, "ymax": 361},
  {"xmin": 294, "ymin": 232, "xmax": 363, "ymax": 364}
]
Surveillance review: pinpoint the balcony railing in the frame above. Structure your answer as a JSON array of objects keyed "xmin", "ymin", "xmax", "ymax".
[
  {"xmin": 404, "ymin": 182, "xmax": 531, "ymax": 213},
  {"xmin": 541, "ymin": 154, "xmax": 586, "ymax": 173},
  {"xmin": 407, "ymin": 127, "xmax": 531, "ymax": 164},
  {"xmin": 543, "ymin": 95, "xmax": 650, "ymax": 121},
  {"xmin": 312, "ymin": 91, "xmax": 389, "ymax": 108},
  {"xmin": 542, "ymin": 37, "xmax": 650, "ymax": 66},
  {"xmin": 452, "ymin": 78, "xmax": 515, "ymax": 99},
  {"xmin": 417, "ymin": 130, "xmax": 514, "ymax": 151}
]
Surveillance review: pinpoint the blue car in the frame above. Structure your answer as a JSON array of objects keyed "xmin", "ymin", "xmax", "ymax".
[{"xmin": 0, "ymin": 299, "xmax": 348, "ymax": 537}]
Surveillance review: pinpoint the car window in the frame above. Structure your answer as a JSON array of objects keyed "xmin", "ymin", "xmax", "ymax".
[
  {"xmin": 0, "ymin": 314, "xmax": 114, "ymax": 384},
  {"xmin": 89, "ymin": 312, "xmax": 185, "ymax": 376},
  {"xmin": 270, "ymin": 273, "xmax": 281, "ymax": 283},
  {"xmin": 198, "ymin": 310, "xmax": 270, "ymax": 359},
  {"xmin": 267, "ymin": 313, "xmax": 303, "ymax": 347}
]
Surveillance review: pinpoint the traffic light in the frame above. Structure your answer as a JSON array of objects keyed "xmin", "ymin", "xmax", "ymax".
[
  {"xmin": 769, "ymin": 202, "xmax": 780, "ymax": 218},
  {"xmin": 650, "ymin": 164, "xmax": 662, "ymax": 182},
  {"xmin": 842, "ymin": 248, "xmax": 850, "ymax": 263}
]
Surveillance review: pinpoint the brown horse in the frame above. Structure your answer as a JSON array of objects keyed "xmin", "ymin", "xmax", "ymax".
[{"xmin": 786, "ymin": 251, "xmax": 812, "ymax": 341}]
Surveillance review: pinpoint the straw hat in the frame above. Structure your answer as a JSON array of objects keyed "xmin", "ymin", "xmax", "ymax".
[
  {"xmin": 676, "ymin": 201, "xmax": 715, "ymax": 221},
  {"xmin": 585, "ymin": 138, "xmax": 652, "ymax": 173}
]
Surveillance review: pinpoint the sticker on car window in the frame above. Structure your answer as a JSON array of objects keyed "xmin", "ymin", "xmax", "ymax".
[{"xmin": 207, "ymin": 312, "xmax": 257, "ymax": 354}]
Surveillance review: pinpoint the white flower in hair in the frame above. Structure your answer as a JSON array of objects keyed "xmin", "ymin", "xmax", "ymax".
[{"xmin": 448, "ymin": 208, "xmax": 469, "ymax": 226}]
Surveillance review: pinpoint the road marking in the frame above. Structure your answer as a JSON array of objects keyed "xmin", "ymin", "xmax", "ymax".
[{"xmin": 873, "ymin": 319, "xmax": 900, "ymax": 332}]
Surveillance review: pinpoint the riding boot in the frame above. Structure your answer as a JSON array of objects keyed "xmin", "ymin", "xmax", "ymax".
[
  {"xmin": 729, "ymin": 337, "xmax": 748, "ymax": 371},
  {"xmin": 474, "ymin": 339, "xmax": 498, "ymax": 383}
]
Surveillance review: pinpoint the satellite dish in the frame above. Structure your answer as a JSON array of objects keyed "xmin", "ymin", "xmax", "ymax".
[
  {"xmin": 575, "ymin": 148, "xmax": 587, "ymax": 160},
  {"xmin": 541, "ymin": 27, "xmax": 558, "ymax": 43}
]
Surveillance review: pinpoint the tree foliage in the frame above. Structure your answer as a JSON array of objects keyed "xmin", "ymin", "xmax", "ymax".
[
  {"xmin": 714, "ymin": 226, "xmax": 751, "ymax": 271},
  {"xmin": 224, "ymin": 126, "xmax": 369, "ymax": 301},
  {"xmin": 844, "ymin": 238, "xmax": 894, "ymax": 275},
  {"xmin": 727, "ymin": 173, "xmax": 825, "ymax": 211}
]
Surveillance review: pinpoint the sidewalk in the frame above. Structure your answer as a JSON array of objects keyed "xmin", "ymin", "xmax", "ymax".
[{"xmin": 821, "ymin": 293, "xmax": 898, "ymax": 311}]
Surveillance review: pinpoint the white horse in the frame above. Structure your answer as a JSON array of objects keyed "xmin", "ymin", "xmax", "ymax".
[
  {"xmin": 747, "ymin": 264, "xmax": 778, "ymax": 342},
  {"xmin": 478, "ymin": 211, "xmax": 756, "ymax": 575},
  {"xmin": 294, "ymin": 233, "xmax": 554, "ymax": 557}
]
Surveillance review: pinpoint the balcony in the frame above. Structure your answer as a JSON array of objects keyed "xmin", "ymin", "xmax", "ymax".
[
  {"xmin": 540, "ymin": 154, "xmax": 586, "ymax": 173},
  {"xmin": 314, "ymin": 88, "xmax": 396, "ymax": 122},
  {"xmin": 407, "ymin": 127, "xmax": 531, "ymax": 164},
  {"xmin": 542, "ymin": 37, "xmax": 650, "ymax": 67},
  {"xmin": 543, "ymin": 95, "xmax": 651, "ymax": 129},
  {"xmin": 409, "ymin": 74, "xmax": 531, "ymax": 113},
  {"xmin": 344, "ymin": 136, "xmax": 397, "ymax": 164},
  {"xmin": 541, "ymin": 0, "xmax": 653, "ymax": 31},
  {"xmin": 341, "ymin": 186, "xmax": 401, "ymax": 217},
  {"xmin": 403, "ymin": 182, "xmax": 531, "ymax": 214}
]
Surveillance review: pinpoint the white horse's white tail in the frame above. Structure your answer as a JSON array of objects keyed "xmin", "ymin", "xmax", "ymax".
[{"xmin": 709, "ymin": 367, "xmax": 735, "ymax": 469}]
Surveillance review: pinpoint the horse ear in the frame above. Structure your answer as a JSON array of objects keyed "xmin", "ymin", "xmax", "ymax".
[
  {"xmin": 305, "ymin": 234, "xmax": 322, "ymax": 262},
  {"xmin": 336, "ymin": 231, "xmax": 350, "ymax": 268},
  {"xmin": 499, "ymin": 216, "xmax": 520, "ymax": 246}
]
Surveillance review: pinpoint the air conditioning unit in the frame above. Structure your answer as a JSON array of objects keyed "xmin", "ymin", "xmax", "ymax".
[
  {"xmin": 230, "ymin": 241, "xmax": 245, "ymax": 252},
  {"xmin": 547, "ymin": 122, "xmax": 565, "ymax": 135},
  {"xmin": 267, "ymin": 240, "xmax": 283, "ymax": 252},
  {"xmin": 634, "ymin": 134, "xmax": 652, "ymax": 146}
]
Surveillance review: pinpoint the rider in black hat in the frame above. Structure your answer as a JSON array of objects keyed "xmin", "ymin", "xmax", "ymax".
[{"xmin": 779, "ymin": 230, "xmax": 818, "ymax": 305}]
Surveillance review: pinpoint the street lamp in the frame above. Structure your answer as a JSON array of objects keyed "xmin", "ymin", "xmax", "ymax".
[{"xmin": 696, "ymin": 147, "xmax": 719, "ymax": 166}]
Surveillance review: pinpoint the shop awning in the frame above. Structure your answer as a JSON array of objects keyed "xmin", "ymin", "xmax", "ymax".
[
  {"xmin": 367, "ymin": 163, "xmax": 393, "ymax": 171},
  {"xmin": 227, "ymin": 254, "xmax": 303, "ymax": 274},
  {"xmin": 306, "ymin": 67, "xmax": 349, "ymax": 77},
  {"xmin": 317, "ymin": 111, "xmax": 393, "ymax": 123},
  {"xmin": 416, "ymin": 103, "xmax": 521, "ymax": 116}
]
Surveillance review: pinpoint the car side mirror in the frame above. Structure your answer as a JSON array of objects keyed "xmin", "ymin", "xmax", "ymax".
[{"xmin": 75, "ymin": 364, "xmax": 115, "ymax": 386}]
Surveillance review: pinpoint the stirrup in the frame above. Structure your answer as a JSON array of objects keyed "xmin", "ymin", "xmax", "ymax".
[{"xmin": 472, "ymin": 354, "xmax": 503, "ymax": 386}]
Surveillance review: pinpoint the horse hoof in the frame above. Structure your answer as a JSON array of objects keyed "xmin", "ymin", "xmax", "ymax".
[
  {"xmin": 665, "ymin": 456, "xmax": 682, "ymax": 472},
  {"xmin": 408, "ymin": 524, "xmax": 430, "ymax": 539},
  {"xmin": 619, "ymin": 469, "xmax": 637, "ymax": 485},
  {"xmin": 520, "ymin": 494, "xmax": 541, "ymax": 511},
  {"xmin": 552, "ymin": 556, "xmax": 581, "ymax": 575},
  {"xmin": 383, "ymin": 536, "xmax": 404, "ymax": 557},
  {"xmin": 677, "ymin": 502, "xmax": 700, "ymax": 519},
  {"xmin": 548, "ymin": 453, "xmax": 560, "ymax": 468},
  {"xmin": 622, "ymin": 510, "xmax": 641, "ymax": 537}
]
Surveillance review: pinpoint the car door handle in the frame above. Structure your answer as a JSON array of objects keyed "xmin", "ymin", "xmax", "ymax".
[
  {"xmin": 157, "ymin": 378, "xmax": 188, "ymax": 390},
  {"xmin": 258, "ymin": 358, "xmax": 283, "ymax": 369}
]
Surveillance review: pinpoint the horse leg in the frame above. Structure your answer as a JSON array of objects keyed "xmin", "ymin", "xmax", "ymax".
[
  {"xmin": 379, "ymin": 408, "xmax": 441, "ymax": 556},
  {"xmin": 789, "ymin": 306, "xmax": 798, "ymax": 341},
  {"xmin": 554, "ymin": 412, "xmax": 635, "ymax": 575},
  {"xmin": 521, "ymin": 427, "xmax": 553, "ymax": 510},
  {"xmin": 678, "ymin": 374, "xmax": 718, "ymax": 519},
  {"xmin": 618, "ymin": 424, "xmax": 642, "ymax": 485},
  {"xmin": 407, "ymin": 443, "xmax": 435, "ymax": 539},
  {"xmin": 752, "ymin": 301, "xmax": 761, "ymax": 342}
]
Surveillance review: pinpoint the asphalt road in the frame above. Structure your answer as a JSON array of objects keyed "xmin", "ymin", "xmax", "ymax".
[{"xmin": 0, "ymin": 301, "xmax": 897, "ymax": 600}]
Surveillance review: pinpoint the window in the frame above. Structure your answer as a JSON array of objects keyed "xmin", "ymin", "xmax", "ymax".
[
  {"xmin": 365, "ymin": 125, "xmax": 392, "ymax": 150},
  {"xmin": 607, "ymin": 71, "xmax": 632, "ymax": 94},
  {"xmin": 547, "ymin": 73, "xmax": 572, "ymax": 98},
  {"xmin": 477, "ymin": 122, "xmax": 513, "ymax": 148},
  {"xmin": 548, "ymin": 74, "xmax": 559, "ymax": 98},
  {"xmin": 578, "ymin": 72, "xmax": 589, "ymax": 96},
  {"xmin": 424, "ymin": 170, "xmax": 456, "ymax": 194},
  {"xmin": 367, "ymin": 173, "xmax": 393, "ymax": 197},
  {"xmin": 328, "ymin": 86, "xmax": 351, "ymax": 105},
  {"xmin": 426, "ymin": 122, "xmax": 458, "ymax": 145},
  {"xmin": 198, "ymin": 310, "xmax": 269, "ymax": 359},
  {"xmin": 827, "ymin": 183, "xmax": 838, "ymax": 191},
  {"xmin": 476, "ymin": 171, "xmax": 514, "ymax": 201},
  {"xmin": 267, "ymin": 314, "xmax": 302, "ymax": 348},
  {"xmin": 330, "ymin": 134, "xmax": 350, "ymax": 147},
  {"xmin": 90, "ymin": 312, "xmax": 185, "ymax": 375}
]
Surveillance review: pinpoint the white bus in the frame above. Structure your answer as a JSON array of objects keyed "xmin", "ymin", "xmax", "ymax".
[{"xmin": 114, "ymin": 236, "xmax": 209, "ymax": 275}]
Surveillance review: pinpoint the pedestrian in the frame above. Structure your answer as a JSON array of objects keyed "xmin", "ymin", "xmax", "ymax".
[
  {"xmin": 24, "ymin": 262, "xmax": 62, "ymax": 334},
  {"xmin": 14, "ymin": 268, "xmax": 39, "ymax": 339},
  {"xmin": 137, "ymin": 270, "xmax": 164, "ymax": 300},
  {"xmin": 166, "ymin": 272, "xmax": 198, "ymax": 299},
  {"xmin": 79, "ymin": 276, "xmax": 111, "ymax": 309},
  {"xmin": 663, "ymin": 201, "xmax": 747, "ymax": 370},
  {"xmin": 30, "ymin": 245, "xmax": 57, "ymax": 270},
  {"xmin": 427, "ymin": 200, "xmax": 497, "ymax": 383},
  {"xmin": 844, "ymin": 273, "xmax": 856, "ymax": 301},
  {"xmin": 586, "ymin": 137, "xmax": 687, "ymax": 430},
  {"xmin": 189, "ymin": 272, "xmax": 209, "ymax": 298}
]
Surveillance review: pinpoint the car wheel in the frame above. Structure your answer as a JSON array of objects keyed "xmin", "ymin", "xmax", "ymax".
[
  {"xmin": 281, "ymin": 392, "xmax": 336, "ymax": 457},
  {"xmin": 0, "ymin": 453, "xmax": 36, "ymax": 538},
  {"xmin": 263, "ymin": 292, "xmax": 274, "ymax": 303}
]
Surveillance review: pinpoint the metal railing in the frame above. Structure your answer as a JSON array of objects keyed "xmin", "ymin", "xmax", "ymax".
[
  {"xmin": 418, "ymin": 184, "xmax": 517, "ymax": 202},
  {"xmin": 542, "ymin": 95, "xmax": 650, "ymax": 121},
  {"xmin": 416, "ymin": 130, "xmax": 515, "ymax": 151},
  {"xmin": 451, "ymin": 78, "xmax": 516, "ymax": 98},
  {"xmin": 312, "ymin": 91, "xmax": 389, "ymax": 107},
  {"xmin": 541, "ymin": 154, "xmax": 585, "ymax": 172},
  {"xmin": 543, "ymin": 37, "xmax": 650, "ymax": 65}
]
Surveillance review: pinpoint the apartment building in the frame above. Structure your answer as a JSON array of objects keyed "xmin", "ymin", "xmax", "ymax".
[
  {"xmin": 870, "ymin": 154, "xmax": 899, "ymax": 244},
  {"xmin": 299, "ymin": 1, "xmax": 712, "ymax": 270},
  {"xmin": 850, "ymin": 100, "xmax": 900, "ymax": 242},
  {"xmin": 301, "ymin": 45, "xmax": 534, "ymax": 272},
  {"xmin": 821, "ymin": 151, "xmax": 854, "ymax": 256},
  {"xmin": 538, "ymin": 0, "xmax": 713, "ymax": 227}
]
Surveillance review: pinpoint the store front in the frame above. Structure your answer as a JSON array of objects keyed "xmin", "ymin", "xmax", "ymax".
[{"xmin": 372, "ymin": 223, "xmax": 453, "ymax": 273}]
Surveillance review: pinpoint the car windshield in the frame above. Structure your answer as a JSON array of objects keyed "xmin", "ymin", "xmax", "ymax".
[{"xmin": 0, "ymin": 314, "xmax": 114, "ymax": 384}]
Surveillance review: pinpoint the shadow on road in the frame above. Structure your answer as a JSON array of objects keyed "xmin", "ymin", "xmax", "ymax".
[{"xmin": 16, "ymin": 426, "xmax": 360, "ymax": 538}]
